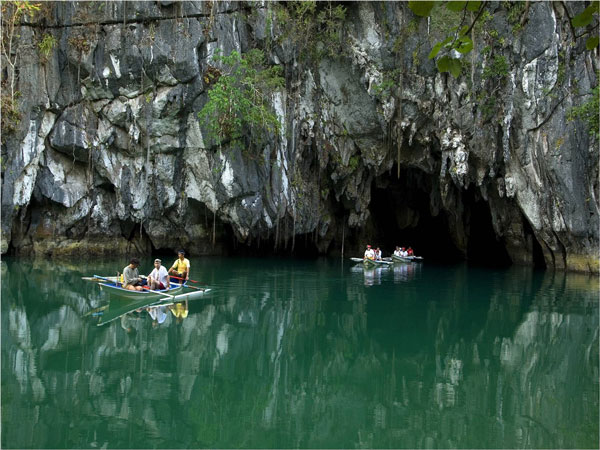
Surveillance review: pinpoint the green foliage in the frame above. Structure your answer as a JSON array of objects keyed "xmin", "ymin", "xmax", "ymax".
[
  {"xmin": 503, "ymin": 0, "xmax": 526, "ymax": 33},
  {"xmin": 272, "ymin": 1, "xmax": 347, "ymax": 62},
  {"xmin": 1, "ymin": 93, "xmax": 21, "ymax": 143},
  {"xmin": 586, "ymin": 35, "xmax": 599, "ymax": 50},
  {"xmin": 571, "ymin": 2, "xmax": 599, "ymax": 50},
  {"xmin": 198, "ymin": 49, "xmax": 284, "ymax": 153},
  {"xmin": 437, "ymin": 55, "xmax": 462, "ymax": 78},
  {"xmin": 567, "ymin": 85, "xmax": 599, "ymax": 138},
  {"xmin": 428, "ymin": 3, "xmax": 462, "ymax": 37},
  {"xmin": 413, "ymin": 1, "xmax": 483, "ymax": 79},
  {"xmin": 571, "ymin": 2, "xmax": 599, "ymax": 28},
  {"xmin": 372, "ymin": 69, "xmax": 401, "ymax": 97},
  {"xmin": 38, "ymin": 33, "xmax": 56, "ymax": 61},
  {"xmin": 1, "ymin": 2, "xmax": 42, "ymax": 99},
  {"xmin": 408, "ymin": 1, "xmax": 435, "ymax": 17},
  {"xmin": 482, "ymin": 54, "xmax": 509, "ymax": 81},
  {"xmin": 476, "ymin": 91, "xmax": 497, "ymax": 123}
]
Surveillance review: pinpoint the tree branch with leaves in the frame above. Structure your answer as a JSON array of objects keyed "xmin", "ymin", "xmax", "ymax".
[{"xmin": 198, "ymin": 49, "xmax": 284, "ymax": 156}]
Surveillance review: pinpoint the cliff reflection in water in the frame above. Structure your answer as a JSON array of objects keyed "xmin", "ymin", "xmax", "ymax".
[{"xmin": 1, "ymin": 258, "xmax": 598, "ymax": 449}]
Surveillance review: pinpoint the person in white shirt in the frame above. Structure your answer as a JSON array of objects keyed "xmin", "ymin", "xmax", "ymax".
[
  {"xmin": 375, "ymin": 247, "xmax": 382, "ymax": 261},
  {"xmin": 147, "ymin": 258, "xmax": 170, "ymax": 290},
  {"xmin": 394, "ymin": 246, "xmax": 401, "ymax": 256},
  {"xmin": 364, "ymin": 244, "xmax": 375, "ymax": 260}
]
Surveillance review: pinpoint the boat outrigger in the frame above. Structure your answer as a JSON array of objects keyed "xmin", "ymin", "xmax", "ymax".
[
  {"xmin": 390, "ymin": 255, "xmax": 424, "ymax": 263},
  {"xmin": 83, "ymin": 275, "xmax": 212, "ymax": 326},
  {"xmin": 97, "ymin": 277, "xmax": 185, "ymax": 301},
  {"xmin": 350, "ymin": 257, "xmax": 393, "ymax": 267}
]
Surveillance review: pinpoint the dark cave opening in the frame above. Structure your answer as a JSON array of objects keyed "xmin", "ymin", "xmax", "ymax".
[
  {"xmin": 464, "ymin": 187, "xmax": 512, "ymax": 268},
  {"xmin": 368, "ymin": 167, "xmax": 512, "ymax": 267},
  {"xmin": 368, "ymin": 168, "xmax": 462, "ymax": 263},
  {"xmin": 524, "ymin": 218, "xmax": 547, "ymax": 269}
]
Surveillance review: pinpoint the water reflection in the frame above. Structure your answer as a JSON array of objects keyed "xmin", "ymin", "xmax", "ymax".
[
  {"xmin": 1, "ymin": 258, "xmax": 598, "ymax": 449},
  {"xmin": 392, "ymin": 261, "xmax": 421, "ymax": 283}
]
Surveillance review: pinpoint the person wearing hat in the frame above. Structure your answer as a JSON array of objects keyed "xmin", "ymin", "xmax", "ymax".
[
  {"xmin": 147, "ymin": 258, "xmax": 170, "ymax": 291},
  {"xmin": 123, "ymin": 257, "xmax": 144, "ymax": 291},
  {"xmin": 169, "ymin": 250, "xmax": 190, "ymax": 283},
  {"xmin": 364, "ymin": 244, "xmax": 375, "ymax": 261}
]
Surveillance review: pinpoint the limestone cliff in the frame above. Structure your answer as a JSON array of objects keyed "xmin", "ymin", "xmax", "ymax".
[{"xmin": 1, "ymin": 1, "xmax": 598, "ymax": 271}]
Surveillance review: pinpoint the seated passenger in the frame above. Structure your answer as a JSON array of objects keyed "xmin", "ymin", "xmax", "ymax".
[
  {"xmin": 148, "ymin": 258, "xmax": 170, "ymax": 291},
  {"xmin": 123, "ymin": 258, "xmax": 144, "ymax": 291},
  {"xmin": 364, "ymin": 244, "xmax": 375, "ymax": 260},
  {"xmin": 169, "ymin": 250, "xmax": 190, "ymax": 283}
]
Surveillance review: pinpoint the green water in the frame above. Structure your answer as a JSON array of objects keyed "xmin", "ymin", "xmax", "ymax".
[{"xmin": 1, "ymin": 257, "xmax": 598, "ymax": 449}]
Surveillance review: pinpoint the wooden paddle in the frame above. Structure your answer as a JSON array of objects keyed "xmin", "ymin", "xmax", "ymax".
[
  {"xmin": 169, "ymin": 275, "xmax": 200, "ymax": 283},
  {"xmin": 183, "ymin": 285, "xmax": 206, "ymax": 291},
  {"xmin": 93, "ymin": 275, "xmax": 116, "ymax": 283}
]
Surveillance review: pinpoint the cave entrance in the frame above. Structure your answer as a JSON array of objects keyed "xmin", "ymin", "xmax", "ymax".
[
  {"xmin": 464, "ymin": 187, "xmax": 512, "ymax": 268},
  {"xmin": 369, "ymin": 167, "xmax": 462, "ymax": 263},
  {"xmin": 368, "ymin": 167, "xmax": 511, "ymax": 267}
]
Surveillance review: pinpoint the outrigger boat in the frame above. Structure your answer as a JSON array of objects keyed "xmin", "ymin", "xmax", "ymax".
[
  {"xmin": 390, "ymin": 255, "xmax": 424, "ymax": 263},
  {"xmin": 84, "ymin": 274, "xmax": 212, "ymax": 326},
  {"xmin": 350, "ymin": 257, "xmax": 392, "ymax": 267},
  {"xmin": 97, "ymin": 277, "xmax": 185, "ymax": 301}
]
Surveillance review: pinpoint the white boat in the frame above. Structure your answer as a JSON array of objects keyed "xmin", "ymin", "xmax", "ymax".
[{"xmin": 350, "ymin": 257, "xmax": 392, "ymax": 267}]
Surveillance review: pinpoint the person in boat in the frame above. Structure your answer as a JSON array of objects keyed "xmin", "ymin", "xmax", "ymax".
[
  {"xmin": 148, "ymin": 258, "xmax": 170, "ymax": 291},
  {"xmin": 375, "ymin": 247, "xmax": 382, "ymax": 261},
  {"xmin": 407, "ymin": 247, "xmax": 414, "ymax": 256},
  {"xmin": 393, "ymin": 246, "xmax": 401, "ymax": 257},
  {"xmin": 364, "ymin": 244, "xmax": 375, "ymax": 260},
  {"xmin": 169, "ymin": 299, "xmax": 189, "ymax": 324},
  {"xmin": 169, "ymin": 250, "xmax": 190, "ymax": 283},
  {"xmin": 123, "ymin": 257, "xmax": 144, "ymax": 291}
]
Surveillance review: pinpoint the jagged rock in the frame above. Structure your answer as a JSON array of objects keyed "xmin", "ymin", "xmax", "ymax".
[{"xmin": 0, "ymin": 1, "xmax": 597, "ymax": 271}]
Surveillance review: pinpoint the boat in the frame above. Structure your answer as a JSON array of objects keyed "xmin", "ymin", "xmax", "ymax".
[
  {"xmin": 349, "ymin": 257, "xmax": 392, "ymax": 267},
  {"xmin": 391, "ymin": 254, "xmax": 424, "ymax": 263},
  {"xmin": 97, "ymin": 279, "xmax": 186, "ymax": 301}
]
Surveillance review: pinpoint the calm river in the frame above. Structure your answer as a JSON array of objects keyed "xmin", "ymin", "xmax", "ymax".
[{"xmin": 1, "ymin": 257, "xmax": 598, "ymax": 449}]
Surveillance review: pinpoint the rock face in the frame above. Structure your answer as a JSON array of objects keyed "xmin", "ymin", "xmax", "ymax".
[{"xmin": 1, "ymin": 1, "xmax": 598, "ymax": 271}]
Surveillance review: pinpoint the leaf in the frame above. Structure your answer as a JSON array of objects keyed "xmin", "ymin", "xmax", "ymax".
[
  {"xmin": 458, "ymin": 25, "xmax": 470, "ymax": 36},
  {"xmin": 429, "ymin": 41, "xmax": 444, "ymax": 59},
  {"xmin": 437, "ymin": 56, "xmax": 462, "ymax": 78},
  {"xmin": 408, "ymin": 1, "xmax": 435, "ymax": 17},
  {"xmin": 455, "ymin": 35, "xmax": 473, "ymax": 54},
  {"xmin": 436, "ymin": 55, "xmax": 452, "ymax": 72},
  {"xmin": 446, "ymin": 1, "xmax": 466, "ymax": 12},
  {"xmin": 586, "ymin": 36, "xmax": 599, "ymax": 50},
  {"xmin": 466, "ymin": 1, "xmax": 481, "ymax": 12},
  {"xmin": 448, "ymin": 58, "xmax": 462, "ymax": 78},
  {"xmin": 441, "ymin": 35, "xmax": 454, "ymax": 46},
  {"xmin": 571, "ymin": 5, "xmax": 596, "ymax": 28}
]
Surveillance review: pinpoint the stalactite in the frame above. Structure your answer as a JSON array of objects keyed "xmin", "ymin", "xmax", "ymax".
[
  {"xmin": 291, "ymin": 207, "xmax": 296, "ymax": 253},
  {"xmin": 274, "ymin": 219, "xmax": 279, "ymax": 252},
  {"xmin": 284, "ymin": 215, "xmax": 289, "ymax": 250},
  {"xmin": 212, "ymin": 209, "xmax": 216, "ymax": 248},
  {"xmin": 396, "ymin": 4, "xmax": 404, "ymax": 180},
  {"xmin": 341, "ymin": 218, "xmax": 345, "ymax": 259}
]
